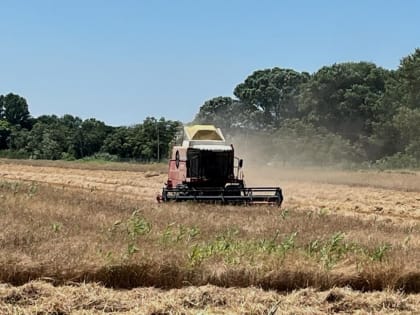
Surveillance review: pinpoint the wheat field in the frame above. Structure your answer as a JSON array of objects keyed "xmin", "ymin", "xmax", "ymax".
[{"xmin": 0, "ymin": 159, "xmax": 419, "ymax": 314}]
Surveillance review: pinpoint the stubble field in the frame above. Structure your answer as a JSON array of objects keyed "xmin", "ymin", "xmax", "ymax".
[{"xmin": 0, "ymin": 159, "xmax": 419, "ymax": 314}]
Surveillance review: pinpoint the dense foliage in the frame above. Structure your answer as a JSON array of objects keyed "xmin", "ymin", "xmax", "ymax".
[
  {"xmin": 195, "ymin": 48, "xmax": 420, "ymax": 168},
  {"xmin": 1, "ymin": 48, "xmax": 419, "ymax": 167},
  {"xmin": 0, "ymin": 94, "xmax": 180, "ymax": 161}
]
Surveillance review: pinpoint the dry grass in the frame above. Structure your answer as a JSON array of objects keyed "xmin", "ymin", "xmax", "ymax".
[
  {"xmin": 1, "ymin": 281, "xmax": 418, "ymax": 314},
  {"xmin": 0, "ymin": 158, "xmax": 167, "ymax": 173},
  {"xmin": 0, "ymin": 178, "xmax": 419, "ymax": 291},
  {"xmin": 0, "ymin": 159, "xmax": 420, "ymax": 313},
  {"xmin": 246, "ymin": 166, "xmax": 420, "ymax": 192}
]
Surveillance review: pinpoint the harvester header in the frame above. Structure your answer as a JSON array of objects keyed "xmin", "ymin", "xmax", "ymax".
[{"xmin": 159, "ymin": 125, "xmax": 283, "ymax": 205}]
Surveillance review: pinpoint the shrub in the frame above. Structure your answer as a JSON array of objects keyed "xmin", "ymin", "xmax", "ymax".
[{"xmin": 373, "ymin": 152, "xmax": 419, "ymax": 170}]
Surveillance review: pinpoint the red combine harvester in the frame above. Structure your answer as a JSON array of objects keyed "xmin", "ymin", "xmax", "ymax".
[{"xmin": 159, "ymin": 125, "xmax": 283, "ymax": 205}]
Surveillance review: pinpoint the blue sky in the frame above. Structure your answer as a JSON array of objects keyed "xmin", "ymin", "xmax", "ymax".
[{"xmin": 1, "ymin": 0, "xmax": 419, "ymax": 126}]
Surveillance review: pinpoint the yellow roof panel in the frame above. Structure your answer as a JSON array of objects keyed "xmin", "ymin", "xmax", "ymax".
[{"xmin": 185, "ymin": 125, "xmax": 223, "ymax": 140}]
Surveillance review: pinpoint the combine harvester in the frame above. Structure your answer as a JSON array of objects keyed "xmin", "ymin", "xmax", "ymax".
[{"xmin": 159, "ymin": 125, "xmax": 283, "ymax": 205}]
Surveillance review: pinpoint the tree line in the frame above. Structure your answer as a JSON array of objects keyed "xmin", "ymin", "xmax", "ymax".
[
  {"xmin": 194, "ymin": 48, "xmax": 420, "ymax": 168},
  {"xmin": 0, "ymin": 94, "xmax": 180, "ymax": 161},
  {"xmin": 1, "ymin": 48, "xmax": 419, "ymax": 167}
]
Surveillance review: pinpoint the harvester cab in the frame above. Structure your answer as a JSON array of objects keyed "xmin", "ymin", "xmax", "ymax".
[{"xmin": 159, "ymin": 125, "xmax": 283, "ymax": 205}]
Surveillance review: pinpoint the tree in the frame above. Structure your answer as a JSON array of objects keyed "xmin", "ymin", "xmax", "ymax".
[
  {"xmin": 101, "ymin": 127, "xmax": 132, "ymax": 158},
  {"xmin": 193, "ymin": 96, "xmax": 244, "ymax": 130},
  {"xmin": 138, "ymin": 117, "xmax": 180, "ymax": 161},
  {"xmin": 101, "ymin": 117, "xmax": 181, "ymax": 161},
  {"xmin": 368, "ymin": 119, "xmax": 402, "ymax": 160},
  {"xmin": 75, "ymin": 118, "xmax": 110, "ymax": 158},
  {"xmin": 26, "ymin": 122, "xmax": 65, "ymax": 159},
  {"xmin": 398, "ymin": 48, "xmax": 420, "ymax": 109},
  {"xmin": 59, "ymin": 115, "xmax": 83, "ymax": 158},
  {"xmin": 0, "ymin": 95, "xmax": 4, "ymax": 119},
  {"xmin": 366, "ymin": 50, "xmax": 420, "ymax": 160},
  {"xmin": 1, "ymin": 93, "xmax": 32, "ymax": 128},
  {"xmin": 8, "ymin": 126, "xmax": 30, "ymax": 153},
  {"xmin": 0, "ymin": 120, "xmax": 11, "ymax": 149},
  {"xmin": 300, "ymin": 62, "xmax": 389, "ymax": 140},
  {"xmin": 24, "ymin": 115, "xmax": 74, "ymax": 159},
  {"xmin": 234, "ymin": 68, "xmax": 309, "ymax": 129},
  {"xmin": 393, "ymin": 107, "xmax": 420, "ymax": 159},
  {"xmin": 271, "ymin": 119, "xmax": 363, "ymax": 166}
]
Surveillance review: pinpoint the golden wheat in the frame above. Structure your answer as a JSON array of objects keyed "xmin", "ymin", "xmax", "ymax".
[
  {"xmin": 0, "ymin": 159, "xmax": 419, "ymax": 313},
  {"xmin": 1, "ymin": 281, "xmax": 419, "ymax": 314}
]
